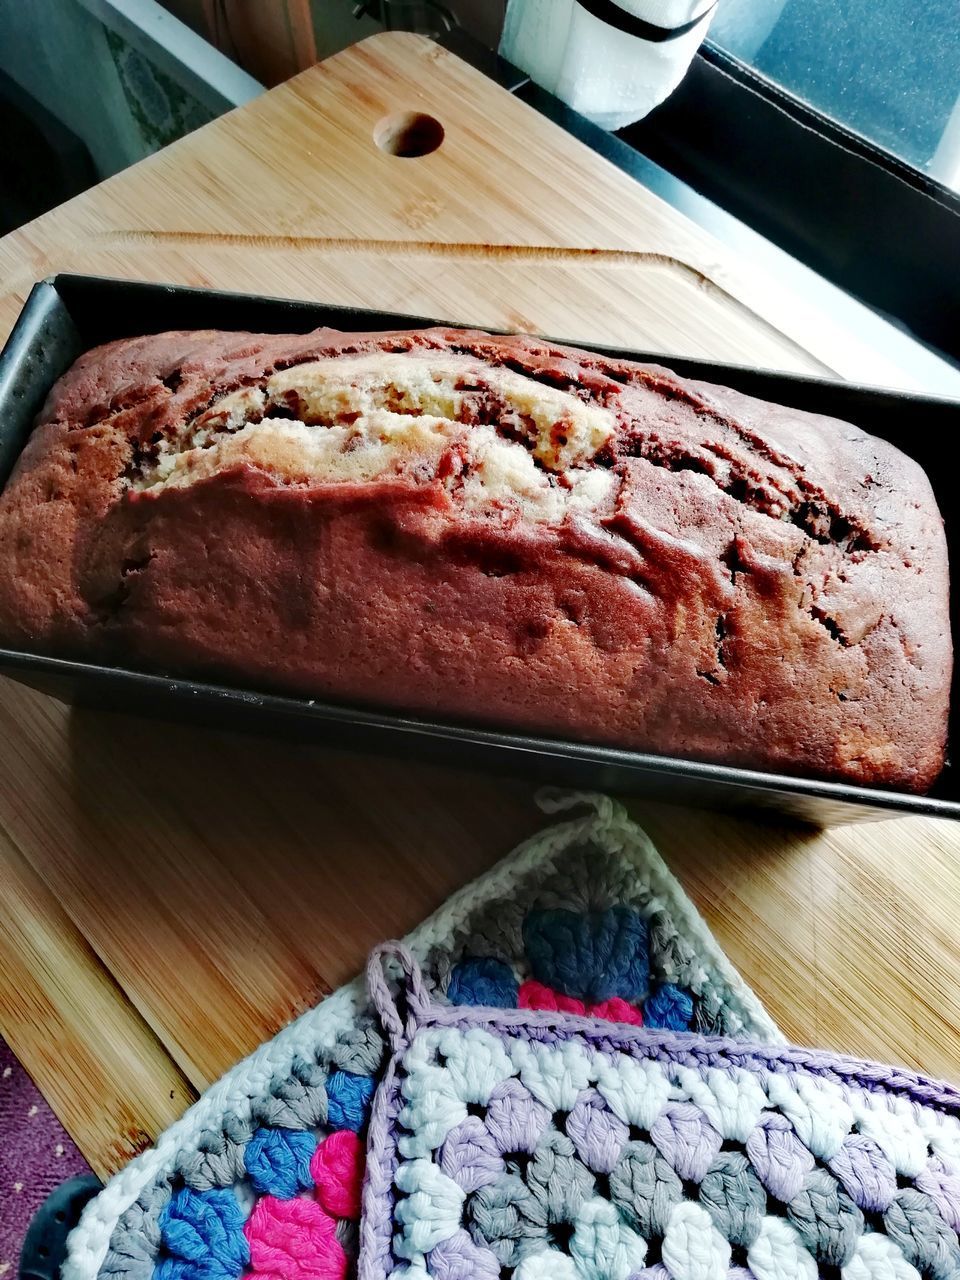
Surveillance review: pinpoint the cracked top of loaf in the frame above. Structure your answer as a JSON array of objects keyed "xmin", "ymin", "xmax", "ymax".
[{"xmin": 0, "ymin": 325, "xmax": 950, "ymax": 790}]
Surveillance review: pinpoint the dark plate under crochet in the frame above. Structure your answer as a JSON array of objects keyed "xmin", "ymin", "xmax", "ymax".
[{"xmin": 0, "ymin": 275, "xmax": 957, "ymax": 826}]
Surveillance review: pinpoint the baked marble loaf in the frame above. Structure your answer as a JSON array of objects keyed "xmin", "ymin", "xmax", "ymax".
[{"xmin": 0, "ymin": 325, "xmax": 951, "ymax": 790}]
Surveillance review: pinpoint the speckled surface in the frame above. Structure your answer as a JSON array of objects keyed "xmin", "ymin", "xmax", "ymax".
[{"xmin": 0, "ymin": 1037, "xmax": 90, "ymax": 1273}]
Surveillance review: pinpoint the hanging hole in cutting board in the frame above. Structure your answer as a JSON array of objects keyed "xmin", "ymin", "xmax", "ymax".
[{"xmin": 374, "ymin": 111, "xmax": 444, "ymax": 157}]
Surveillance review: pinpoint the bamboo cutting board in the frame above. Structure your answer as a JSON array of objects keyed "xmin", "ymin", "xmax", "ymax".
[
  {"xmin": 0, "ymin": 32, "xmax": 958, "ymax": 1180},
  {"xmin": 0, "ymin": 33, "xmax": 921, "ymax": 384}
]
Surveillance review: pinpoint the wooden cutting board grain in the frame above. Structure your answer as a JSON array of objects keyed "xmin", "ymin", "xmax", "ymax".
[{"xmin": 0, "ymin": 32, "xmax": 957, "ymax": 1177}]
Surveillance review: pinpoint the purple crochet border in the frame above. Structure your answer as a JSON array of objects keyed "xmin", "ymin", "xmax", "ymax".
[{"xmin": 358, "ymin": 943, "xmax": 960, "ymax": 1279}]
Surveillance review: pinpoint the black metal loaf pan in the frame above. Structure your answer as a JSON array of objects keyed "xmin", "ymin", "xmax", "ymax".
[{"xmin": 1, "ymin": 275, "xmax": 957, "ymax": 825}]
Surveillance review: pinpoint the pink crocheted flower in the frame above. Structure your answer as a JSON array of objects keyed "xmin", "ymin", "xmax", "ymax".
[
  {"xmin": 311, "ymin": 1129, "xmax": 365, "ymax": 1220},
  {"xmin": 244, "ymin": 1193, "xmax": 346, "ymax": 1280},
  {"xmin": 518, "ymin": 979, "xmax": 643, "ymax": 1026}
]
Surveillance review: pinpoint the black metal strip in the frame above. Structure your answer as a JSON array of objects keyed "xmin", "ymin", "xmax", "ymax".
[
  {"xmin": 620, "ymin": 44, "xmax": 960, "ymax": 359},
  {"xmin": 574, "ymin": 0, "xmax": 715, "ymax": 43}
]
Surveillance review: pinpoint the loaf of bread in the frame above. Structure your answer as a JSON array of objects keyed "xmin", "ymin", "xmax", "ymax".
[{"xmin": 0, "ymin": 325, "xmax": 950, "ymax": 790}]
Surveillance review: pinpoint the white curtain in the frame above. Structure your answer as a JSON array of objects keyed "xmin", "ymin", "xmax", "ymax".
[{"xmin": 500, "ymin": 0, "xmax": 717, "ymax": 131}]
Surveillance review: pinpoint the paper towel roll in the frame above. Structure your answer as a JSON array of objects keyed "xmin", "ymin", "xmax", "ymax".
[{"xmin": 500, "ymin": 0, "xmax": 716, "ymax": 130}]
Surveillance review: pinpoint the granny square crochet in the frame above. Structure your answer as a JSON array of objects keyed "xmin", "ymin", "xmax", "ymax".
[
  {"xmin": 361, "ymin": 945, "xmax": 960, "ymax": 1280},
  {"xmin": 64, "ymin": 794, "xmax": 777, "ymax": 1280}
]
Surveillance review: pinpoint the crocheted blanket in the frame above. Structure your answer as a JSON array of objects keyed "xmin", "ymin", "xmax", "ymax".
[
  {"xmin": 64, "ymin": 793, "xmax": 778, "ymax": 1280},
  {"xmin": 360, "ymin": 945, "xmax": 960, "ymax": 1280}
]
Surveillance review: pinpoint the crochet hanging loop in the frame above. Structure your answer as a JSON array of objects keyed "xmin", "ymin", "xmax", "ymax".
[{"xmin": 366, "ymin": 941, "xmax": 431, "ymax": 1052}]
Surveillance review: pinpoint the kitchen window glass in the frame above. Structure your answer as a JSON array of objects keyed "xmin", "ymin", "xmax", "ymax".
[{"xmin": 709, "ymin": 0, "xmax": 960, "ymax": 191}]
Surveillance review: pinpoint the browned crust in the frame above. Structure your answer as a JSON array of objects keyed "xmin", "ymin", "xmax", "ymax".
[{"xmin": 0, "ymin": 325, "xmax": 951, "ymax": 791}]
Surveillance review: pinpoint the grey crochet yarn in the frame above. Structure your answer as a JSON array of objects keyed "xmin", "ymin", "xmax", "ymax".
[
  {"xmin": 100, "ymin": 1182, "xmax": 169, "ymax": 1280},
  {"xmin": 786, "ymin": 1167, "xmax": 864, "ymax": 1267},
  {"xmin": 334, "ymin": 1217, "xmax": 358, "ymax": 1254},
  {"xmin": 329, "ymin": 1023, "xmax": 385, "ymax": 1077},
  {"xmin": 175, "ymin": 1114, "xmax": 253, "ymax": 1189},
  {"xmin": 883, "ymin": 1187, "xmax": 960, "ymax": 1280},
  {"xmin": 610, "ymin": 1139, "xmax": 683, "ymax": 1239},
  {"xmin": 452, "ymin": 897, "xmax": 528, "ymax": 972},
  {"xmin": 699, "ymin": 1150, "xmax": 766, "ymax": 1248},
  {"xmin": 694, "ymin": 987, "xmax": 729, "ymax": 1036},
  {"xmin": 466, "ymin": 1171, "xmax": 549, "ymax": 1267},
  {"xmin": 533, "ymin": 843, "xmax": 643, "ymax": 914},
  {"xmin": 525, "ymin": 1130, "xmax": 594, "ymax": 1224},
  {"xmin": 253, "ymin": 1056, "xmax": 329, "ymax": 1130},
  {"xmin": 646, "ymin": 910, "xmax": 700, "ymax": 988}
]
